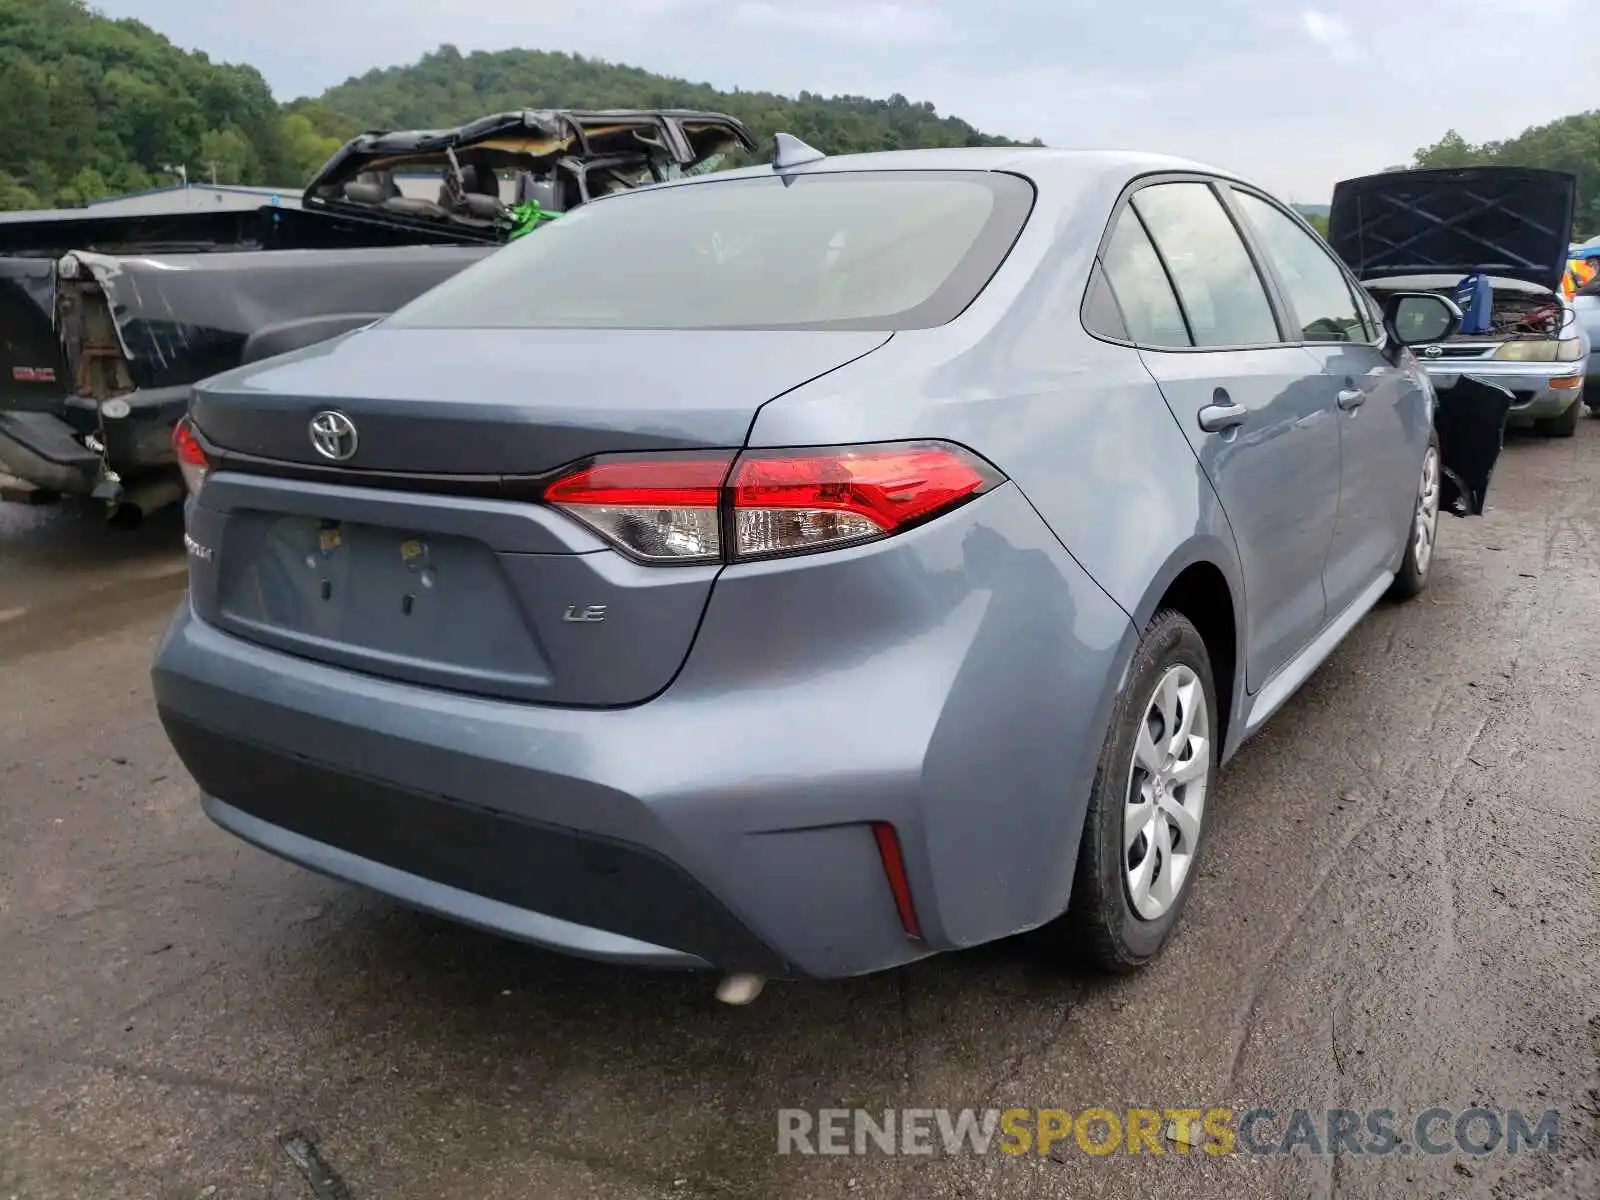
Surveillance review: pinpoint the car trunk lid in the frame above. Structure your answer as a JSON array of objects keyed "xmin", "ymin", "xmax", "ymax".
[
  {"xmin": 191, "ymin": 326, "xmax": 889, "ymax": 473},
  {"xmin": 186, "ymin": 325, "xmax": 891, "ymax": 706},
  {"xmin": 1329, "ymin": 167, "xmax": 1578, "ymax": 291}
]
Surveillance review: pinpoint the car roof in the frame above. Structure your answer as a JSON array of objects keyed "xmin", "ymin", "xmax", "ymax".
[{"xmin": 672, "ymin": 145, "xmax": 1266, "ymax": 193}]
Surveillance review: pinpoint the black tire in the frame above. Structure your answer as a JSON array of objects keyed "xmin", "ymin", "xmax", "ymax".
[
  {"xmin": 1064, "ymin": 609, "xmax": 1218, "ymax": 973},
  {"xmin": 1536, "ymin": 396, "xmax": 1581, "ymax": 438},
  {"xmin": 1388, "ymin": 433, "xmax": 1440, "ymax": 602}
]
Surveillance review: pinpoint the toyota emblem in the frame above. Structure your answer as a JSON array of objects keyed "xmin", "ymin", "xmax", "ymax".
[
  {"xmin": 1423, "ymin": 345, "xmax": 1443, "ymax": 359},
  {"xmin": 309, "ymin": 410, "xmax": 358, "ymax": 461}
]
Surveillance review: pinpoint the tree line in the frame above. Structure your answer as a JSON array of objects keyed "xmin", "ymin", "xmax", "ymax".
[
  {"xmin": 0, "ymin": 0, "xmax": 344, "ymax": 209},
  {"xmin": 1, "ymin": 0, "xmax": 1594, "ymax": 238},
  {"xmin": 0, "ymin": 2, "xmax": 1030, "ymax": 211},
  {"xmin": 1411, "ymin": 116, "xmax": 1600, "ymax": 240}
]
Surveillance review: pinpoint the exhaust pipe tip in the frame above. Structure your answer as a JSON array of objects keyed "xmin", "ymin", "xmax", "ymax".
[
  {"xmin": 106, "ymin": 502, "xmax": 144, "ymax": 531},
  {"xmin": 715, "ymin": 974, "xmax": 766, "ymax": 1006},
  {"xmin": 104, "ymin": 476, "xmax": 185, "ymax": 531}
]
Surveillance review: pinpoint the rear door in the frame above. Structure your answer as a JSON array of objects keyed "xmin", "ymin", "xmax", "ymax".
[
  {"xmin": 1104, "ymin": 179, "xmax": 1342, "ymax": 689},
  {"xmin": 1226, "ymin": 187, "xmax": 1424, "ymax": 615}
]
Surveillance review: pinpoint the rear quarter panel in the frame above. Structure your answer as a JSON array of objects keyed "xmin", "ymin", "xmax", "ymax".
[
  {"xmin": 749, "ymin": 165, "xmax": 1248, "ymax": 748},
  {"xmin": 744, "ymin": 164, "xmax": 1251, "ymax": 940}
]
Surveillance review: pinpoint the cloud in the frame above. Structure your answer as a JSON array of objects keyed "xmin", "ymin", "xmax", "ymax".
[
  {"xmin": 732, "ymin": 3, "xmax": 956, "ymax": 46},
  {"xmin": 1299, "ymin": 10, "xmax": 1357, "ymax": 60}
]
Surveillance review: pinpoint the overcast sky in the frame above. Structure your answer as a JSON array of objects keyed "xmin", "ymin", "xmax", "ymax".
[{"xmin": 96, "ymin": 0, "xmax": 1588, "ymax": 201}]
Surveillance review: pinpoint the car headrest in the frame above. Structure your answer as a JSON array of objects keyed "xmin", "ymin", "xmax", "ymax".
[
  {"xmin": 342, "ymin": 182, "xmax": 387, "ymax": 206},
  {"xmin": 460, "ymin": 193, "xmax": 502, "ymax": 219}
]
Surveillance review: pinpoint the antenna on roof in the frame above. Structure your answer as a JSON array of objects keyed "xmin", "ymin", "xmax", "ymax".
[{"xmin": 771, "ymin": 133, "xmax": 826, "ymax": 172}]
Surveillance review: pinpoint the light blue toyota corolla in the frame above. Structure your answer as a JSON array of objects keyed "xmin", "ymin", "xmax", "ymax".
[{"xmin": 152, "ymin": 140, "xmax": 1515, "ymax": 996}]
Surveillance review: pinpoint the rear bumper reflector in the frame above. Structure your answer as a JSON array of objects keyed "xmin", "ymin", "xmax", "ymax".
[{"xmin": 871, "ymin": 821, "xmax": 923, "ymax": 941}]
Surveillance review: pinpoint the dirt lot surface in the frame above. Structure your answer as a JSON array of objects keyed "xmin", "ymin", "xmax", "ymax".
[{"xmin": 3, "ymin": 425, "xmax": 1598, "ymax": 1199}]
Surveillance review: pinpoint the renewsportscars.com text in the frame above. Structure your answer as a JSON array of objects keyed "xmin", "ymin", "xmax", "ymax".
[{"xmin": 776, "ymin": 1106, "xmax": 1561, "ymax": 1158}]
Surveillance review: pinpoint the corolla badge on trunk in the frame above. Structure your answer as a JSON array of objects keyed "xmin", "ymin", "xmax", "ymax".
[{"xmin": 309, "ymin": 410, "xmax": 359, "ymax": 461}]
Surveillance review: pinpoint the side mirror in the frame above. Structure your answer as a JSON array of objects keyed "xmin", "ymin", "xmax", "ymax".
[{"xmin": 1383, "ymin": 292, "xmax": 1463, "ymax": 347}]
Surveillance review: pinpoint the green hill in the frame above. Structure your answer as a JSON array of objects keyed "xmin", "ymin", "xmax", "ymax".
[
  {"xmin": 314, "ymin": 45, "xmax": 1038, "ymax": 161},
  {"xmin": 4, "ymin": 0, "xmax": 1595, "ymax": 235},
  {"xmin": 0, "ymin": 0, "xmax": 342, "ymax": 209},
  {"xmin": 0, "ymin": 2, "xmax": 1032, "ymax": 211}
]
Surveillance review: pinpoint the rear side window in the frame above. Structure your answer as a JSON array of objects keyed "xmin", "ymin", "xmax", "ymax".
[
  {"xmin": 1100, "ymin": 210, "xmax": 1190, "ymax": 347},
  {"xmin": 385, "ymin": 170, "xmax": 1034, "ymax": 332},
  {"xmin": 1131, "ymin": 183, "xmax": 1282, "ymax": 348},
  {"xmin": 1232, "ymin": 191, "xmax": 1370, "ymax": 343},
  {"xmin": 1081, "ymin": 261, "xmax": 1129, "ymax": 341}
]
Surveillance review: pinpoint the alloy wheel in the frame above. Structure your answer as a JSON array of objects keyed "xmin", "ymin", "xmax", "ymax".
[
  {"xmin": 1413, "ymin": 445, "xmax": 1441, "ymax": 577},
  {"xmin": 1123, "ymin": 664, "xmax": 1212, "ymax": 921}
]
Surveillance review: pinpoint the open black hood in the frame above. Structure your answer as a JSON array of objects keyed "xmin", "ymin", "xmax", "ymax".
[{"xmin": 1328, "ymin": 167, "xmax": 1577, "ymax": 291}]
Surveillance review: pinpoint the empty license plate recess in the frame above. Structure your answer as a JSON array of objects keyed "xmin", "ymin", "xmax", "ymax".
[{"xmin": 216, "ymin": 513, "xmax": 554, "ymax": 694}]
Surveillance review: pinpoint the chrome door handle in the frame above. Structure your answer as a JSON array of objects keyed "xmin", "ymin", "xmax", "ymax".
[
  {"xmin": 1197, "ymin": 402, "xmax": 1248, "ymax": 433},
  {"xmin": 1337, "ymin": 388, "xmax": 1366, "ymax": 410}
]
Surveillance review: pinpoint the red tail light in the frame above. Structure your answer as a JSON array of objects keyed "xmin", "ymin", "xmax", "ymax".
[
  {"xmin": 172, "ymin": 415, "xmax": 210, "ymax": 495},
  {"xmin": 543, "ymin": 441, "xmax": 1002, "ymax": 564},
  {"xmin": 729, "ymin": 444, "xmax": 1000, "ymax": 560},
  {"xmin": 544, "ymin": 454, "xmax": 734, "ymax": 564}
]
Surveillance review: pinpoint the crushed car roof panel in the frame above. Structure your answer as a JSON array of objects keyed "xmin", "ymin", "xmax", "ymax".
[{"xmin": 306, "ymin": 109, "xmax": 756, "ymax": 193}]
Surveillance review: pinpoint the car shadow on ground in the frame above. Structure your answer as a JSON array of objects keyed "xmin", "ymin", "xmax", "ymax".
[
  {"xmin": 0, "ymin": 497, "xmax": 184, "ymax": 575},
  {"xmin": 218, "ymin": 875, "xmax": 1107, "ymax": 1191},
  {"xmin": 0, "ymin": 501, "xmax": 187, "ymax": 660}
]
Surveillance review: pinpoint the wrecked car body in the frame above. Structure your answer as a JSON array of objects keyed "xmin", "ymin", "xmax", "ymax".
[
  {"xmin": 306, "ymin": 109, "xmax": 756, "ymax": 230},
  {"xmin": 0, "ymin": 110, "xmax": 755, "ymax": 519},
  {"xmin": 48, "ymin": 245, "xmax": 493, "ymax": 520},
  {"xmin": 1332, "ymin": 166, "xmax": 1586, "ymax": 454}
]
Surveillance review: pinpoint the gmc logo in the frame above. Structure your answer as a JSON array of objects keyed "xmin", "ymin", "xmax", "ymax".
[{"xmin": 10, "ymin": 366, "xmax": 55, "ymax": 383}]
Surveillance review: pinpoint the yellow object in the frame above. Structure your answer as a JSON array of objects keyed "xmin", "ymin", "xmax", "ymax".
[{"xmin": 1563, "ymin": 257, "xmax": 1598, "ymax": 299}]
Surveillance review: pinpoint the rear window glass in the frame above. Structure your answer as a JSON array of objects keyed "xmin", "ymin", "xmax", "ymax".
[{"xmin": 385, "ymin": 170, "xmax": 1034, "ymax": 332}]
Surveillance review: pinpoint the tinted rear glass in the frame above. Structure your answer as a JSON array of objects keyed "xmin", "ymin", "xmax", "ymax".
[{"xmin": 385, "ymin": 170, "xmax": 1034, "ymax": 332}]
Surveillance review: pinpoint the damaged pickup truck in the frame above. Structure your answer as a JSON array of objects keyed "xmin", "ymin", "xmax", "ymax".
[{"xmin": 0, "ymin": 109, "xmax": 754, "ymax": 522}]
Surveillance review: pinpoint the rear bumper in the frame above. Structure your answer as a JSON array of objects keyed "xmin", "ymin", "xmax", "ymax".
[
  {"xmin": 152, "ymin": 483, "xmax": 1137, "ymax": 979},
  {"xmin": 0, "ymin": 411, "xmax": 100, "ymax": 494},
  {"xmin": 0, "ymin": 385, "xmax": 189, "ymax": 497},
  {"xmin": 189, "ymin": 754, "xmax": 761, "ymax": 973}
]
